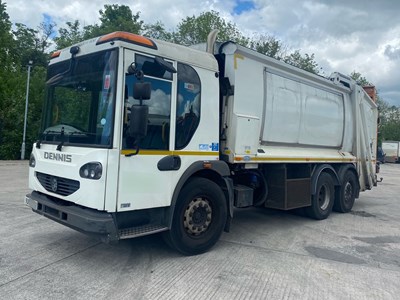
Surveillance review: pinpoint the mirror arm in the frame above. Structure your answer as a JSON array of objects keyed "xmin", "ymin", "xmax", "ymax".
[{"xmin": 125, "ymin": 145, "xmax": 140, "ymax": 157}]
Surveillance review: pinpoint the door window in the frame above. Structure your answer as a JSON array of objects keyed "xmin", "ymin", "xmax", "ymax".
[
  {"xmin": 175, "ymin": 63, "xmax": 201, "ymax": 150},
  {"xmin": 123, "ymin": 54, "xmax": 172, "ymax": 150}
]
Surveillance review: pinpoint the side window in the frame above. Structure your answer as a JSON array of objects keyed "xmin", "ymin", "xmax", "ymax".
[
  {"xmin": 175, "ymin": 63, "xmax": 201, "ymax": 150},
  {"xmin": 123, "ymin": 54, "xmax": 172, "ymax": 150}
]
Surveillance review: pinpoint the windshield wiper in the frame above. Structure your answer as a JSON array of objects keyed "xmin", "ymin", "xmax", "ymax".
[
  {"xmin": 69, "ymin": 130, "xmax": 96, "ymax": 137},
  {"xmin": 56, "ymin": 127, "xmax": 65, "ymax": 151},
  {"xmin": 36, "ymin": 130, "xmax": 62, "ymax": 149},
  {"xmin": 37, "ymin": 128, "xmax": 95, "ymax": 149}
]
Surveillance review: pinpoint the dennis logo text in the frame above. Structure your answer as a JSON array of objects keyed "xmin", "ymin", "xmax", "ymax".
[{"xmin": 44, "ymin": 152, "xmax": 72, "ymax": 162}]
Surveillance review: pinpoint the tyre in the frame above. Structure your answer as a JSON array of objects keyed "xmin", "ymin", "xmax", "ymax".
[
  {"xmin": 306, "ymin": 172, "xmax": 335, "ymax": 220},
  {"xmin": 334, "ymin": 170, "xmax": 357, "ymax": 213},
  {"xmin": 165, "ymin": 177, "xmax": 227, "ymax": 255}
]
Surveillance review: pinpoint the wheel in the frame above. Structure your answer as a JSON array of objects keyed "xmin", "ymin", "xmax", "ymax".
[
  {"xmin": 306, "ymin": 172, "xmax": 335, "ymax": 220},
  {"xmin": 164, "ymin": 177, "xmax": 227, "ymax": 255},
  {"xmin": 334, "ymin": 170, "xmax": 358, "ymax": 213}
]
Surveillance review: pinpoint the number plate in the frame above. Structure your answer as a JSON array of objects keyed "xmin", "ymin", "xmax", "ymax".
[{"xmin": 25, "ymin": 196, "xmax": 38, "ymax": 210}]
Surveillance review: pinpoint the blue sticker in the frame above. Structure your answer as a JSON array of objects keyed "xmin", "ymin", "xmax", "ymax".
[
  {"xmin": 212, "ymin": 143, "xmax": 219, "ymax": 151},
  {"xmin": 199, "ymin": 144, "xmax": 209, "ymax": 151}
]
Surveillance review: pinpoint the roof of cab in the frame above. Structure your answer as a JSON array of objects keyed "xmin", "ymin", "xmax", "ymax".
[{"xmin": 51, "ymin": 31, "xmax": 219, "ymax": 72}]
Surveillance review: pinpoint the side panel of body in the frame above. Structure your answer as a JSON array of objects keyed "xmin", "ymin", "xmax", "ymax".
[
  {"xmin": 262, "ymin": 70, "xmax": 344, "ymax": 148},
  {"xmin": 220, "ymin": 43, "xmax": 356, "ymax": 164}
]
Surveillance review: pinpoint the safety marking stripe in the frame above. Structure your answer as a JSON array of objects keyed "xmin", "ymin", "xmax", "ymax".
[
  {"xmin": 120, "ymin": 150, "xmax": 219, "ymax": 156},
  {"xmin": 234, "ymin": 156, "xmax": 358, "ymax": 163}
]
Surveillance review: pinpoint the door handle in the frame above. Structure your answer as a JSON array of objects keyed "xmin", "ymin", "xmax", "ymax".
[{"xmin": 157, "ymin": 155, "xmax": 181, "ymax": 171}]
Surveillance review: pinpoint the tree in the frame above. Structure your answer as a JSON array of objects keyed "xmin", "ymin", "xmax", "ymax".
[
  {"xmin": 37, "ymin": 21, "xmax": 56, "ymax": 53},
  {"xmin": 55, "ymin": 5, "xmax": 144, "ymax": 49},
  {"xmin": 0, "ymin": 0, "xmax": 15, "ymax": 67},
  {"xmin": 0, "ymin": 2, "xmax": 49, "ymax": 159},
  {"xmin": 0, "ymin": 0, "xmax": 18, "ymax": 159},
  {"xmin": 350, "ymin": 71, "xmax": 371, "ymax": 86},
  {"xmin": 283, "ymin": 50, "xmax": 319, "ymax": 74},
  {"xmin": 142, "ymin": 21, "xmax": 173, "ymax": 41},
  {"xmin": 249, "ymin": 34, "xmax": 288, "ymax": 60},
  {"xmin": 247, "ymin": 33, "xmax": 320, "ymax": 74},
  {"xmin": 174, "ymin": 10, "xmax": 248, "ymax": 46},
  {"xmin": 378, "ymin": 99, "xmax": 400, "ymax": 142},
  {"xmin": 13, "ymin": 21, "xmax": 55, "ymax": 67},
  {"xmin": 54, "ymin": 20, "xmax": 84, "ymax": 49},
  {"xmin": 84, "ymin": 4, "xmax": 143, "ymax": 39}
]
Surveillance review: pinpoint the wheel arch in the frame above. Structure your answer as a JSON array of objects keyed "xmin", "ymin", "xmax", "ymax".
[
  {"xmin": 166, "ymin": 160, "xmax": 233, "ymax": 229},
  {"xmin": 311, "ymin": 164, "xmax": 340, "ymax": 196}
]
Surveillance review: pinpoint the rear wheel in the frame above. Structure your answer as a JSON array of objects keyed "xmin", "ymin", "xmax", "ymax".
[
  {"xmin": 334, "ymin": 170, "xmax": 357, "ymax": 213},
  {"xmin": 165, "ymin": 177, "xmax": 227, "ymax": 255},
  {"xmin": 306, "ymin": 172, "xmax": 335, "ymax": 220}
]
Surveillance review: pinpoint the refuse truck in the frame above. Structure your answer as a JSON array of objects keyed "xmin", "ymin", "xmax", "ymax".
[
  {"xmin": 382, "ymin": 141, "xmax": 399, "ymax": 163},
  {"xmin": 25, "ymin": 31, "xmax": 379, "ymax": 255}
]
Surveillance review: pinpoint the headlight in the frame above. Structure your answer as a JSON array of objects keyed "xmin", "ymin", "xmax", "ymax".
[
  {"xmin": 29, "ymin": 153, "xmax": 36, "ymax": 167},
  {"xmin": 79, "ymin": 162, "xmax": 102, "ymax": 180}
]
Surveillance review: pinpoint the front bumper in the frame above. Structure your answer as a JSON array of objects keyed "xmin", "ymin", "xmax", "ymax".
[{"xmin": 25, "ymin": 191, "xmax": 118, "ymax": 242}]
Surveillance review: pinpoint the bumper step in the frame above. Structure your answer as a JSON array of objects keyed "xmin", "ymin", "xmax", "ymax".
[{"xmin": 119, "ymin": 224, "xmax": 168, "ymax": 239}]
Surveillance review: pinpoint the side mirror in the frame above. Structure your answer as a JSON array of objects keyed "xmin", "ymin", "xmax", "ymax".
[
  {"xmin": 126, "ymin": 81, "xmax": 151, "ymax": 156},
  {"xmin": 155, "ymin": 57, "xmax": 177, "ymax": 74},
  {"xmin": 133, "ymin": 82, "xmax": 151, "ymax": 101},
  {"xmin": 129, "ymin": 105, "xmax": 149, "ymax": 139}
]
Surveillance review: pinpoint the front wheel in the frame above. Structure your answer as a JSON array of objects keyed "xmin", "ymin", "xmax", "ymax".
[
  {"xmin": 165, "ymin": 177, "xmax": 227, "ymax": 255},
  {"xmin": 305, "ymin": 172, "xmax": 335, "ymax": 220}
]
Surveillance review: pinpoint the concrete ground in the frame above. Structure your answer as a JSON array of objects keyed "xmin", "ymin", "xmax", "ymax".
[{"xmin": 0, "ymin": 161, "xmax": 399, "ymax": 300}]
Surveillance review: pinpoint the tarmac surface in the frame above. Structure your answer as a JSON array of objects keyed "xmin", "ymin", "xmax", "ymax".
[{"xmin": 0, "ymin": 160, "xmax": 400, "ymax": 299}]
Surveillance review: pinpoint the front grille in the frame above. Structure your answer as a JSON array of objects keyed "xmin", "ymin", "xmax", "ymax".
[{"xmin": 36, "ymin": 172, "xmax": 80, "ymax": 196}]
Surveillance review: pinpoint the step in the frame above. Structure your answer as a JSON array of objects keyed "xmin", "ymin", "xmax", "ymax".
[{"xmin": 118, "ymin": 224, "xmax": 168, "ymax": 239}]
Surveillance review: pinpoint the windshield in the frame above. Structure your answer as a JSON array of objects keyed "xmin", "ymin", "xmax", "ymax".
[{"xmin": 40, "ymin": 49, "xmax": 118, "ymax": 147}]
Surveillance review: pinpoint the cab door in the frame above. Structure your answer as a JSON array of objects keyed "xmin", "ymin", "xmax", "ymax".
[{"xmin": 117, "ymin": 49, "xmax": 177, "ymax": 211}]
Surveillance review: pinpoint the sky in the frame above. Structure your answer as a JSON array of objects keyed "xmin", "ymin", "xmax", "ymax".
[{"xmin": 6, "ymin": 0, "xmax": 400, "ymax": 106}]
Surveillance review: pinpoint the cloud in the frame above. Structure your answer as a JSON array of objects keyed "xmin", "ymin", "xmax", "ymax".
[
  {"xmin": 8, "ymin": 0, "xmax": 104, "ymax": 30},
  {"xmin": 232, "ymin": 0, "xmax": 400, "ymax": 106},
  {"xmin": 148, "ymin": 89, "xmax": 171, "ymax": 116},
  {"xmin": 380, "ymin": 91, "xmax": 400, "ymax": 107},
  {"xmin": 384, "ymin": 44, "xmax": 400, "ymax": 61},
  {"xmin": 6, "ymin": 0, "xmax": 400, "ymax": 106}
]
